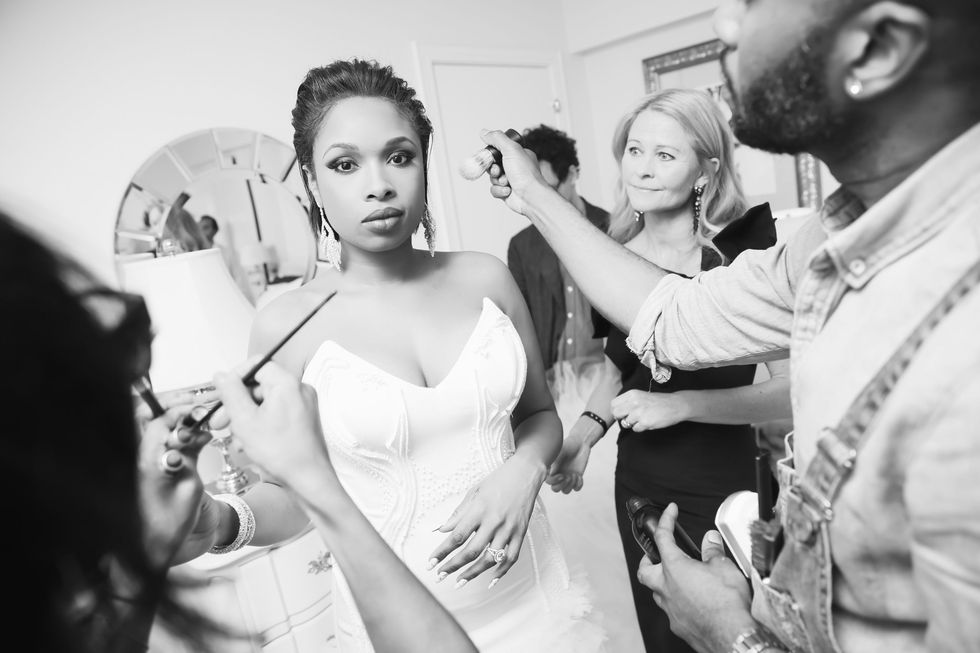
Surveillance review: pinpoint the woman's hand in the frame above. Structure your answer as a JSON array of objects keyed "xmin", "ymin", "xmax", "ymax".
[
  {"xmin": 427, "ymin": 454, "xmax": 547, "ymax": 588},
  {"xmin": 136, "ymin": 406, "xmax": 214, "ymax": 570},
  {"xmin": 212, "ymin": 359, "xmax": 333, "ymax": 496},
  {"xmin": 611, "ymin": 389, "xmax": 692, "ymax": 432},
  {"xmin": 546, "ymin": 417, "xmax": 604, "ymax": 494}
]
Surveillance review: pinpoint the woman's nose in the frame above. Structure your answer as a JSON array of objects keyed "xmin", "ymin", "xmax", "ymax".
[{"xmin": 364, "ymin": 164, "xmax": 395, "ymax": 201}]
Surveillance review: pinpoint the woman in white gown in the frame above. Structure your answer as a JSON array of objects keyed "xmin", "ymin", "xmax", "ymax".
[{"xmin": 215, "ymin": 59, "xmax": 605, "ymax": 652}]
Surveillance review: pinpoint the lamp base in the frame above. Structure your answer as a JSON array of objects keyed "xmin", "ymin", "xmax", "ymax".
[{"xmin": 206, "ymin": 465, "xmax": 260, "ymax": 495}]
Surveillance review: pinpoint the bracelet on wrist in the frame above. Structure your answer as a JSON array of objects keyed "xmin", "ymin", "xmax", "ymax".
[
  {"xmin": 580, "ymin": 411, "xmax": 609, "ymax": 433},
  {"xmin": 209, "ymin": 493, "xmax": 256, "ymax": 555}
]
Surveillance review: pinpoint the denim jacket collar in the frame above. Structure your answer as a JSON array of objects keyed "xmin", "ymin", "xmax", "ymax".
[{"xmin": 817, "ymin": 122, "xmax": 980, "ymax": 289}]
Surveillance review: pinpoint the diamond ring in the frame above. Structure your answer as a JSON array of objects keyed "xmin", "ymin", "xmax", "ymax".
[{"xmin": 485, "ymin": 546, "xmax": 506, "ymax": 564}]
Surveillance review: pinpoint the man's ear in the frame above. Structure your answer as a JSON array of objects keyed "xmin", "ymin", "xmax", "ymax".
[{"xmin": 836, "ymin": 2, "xmax": 931, "ymax": 100}]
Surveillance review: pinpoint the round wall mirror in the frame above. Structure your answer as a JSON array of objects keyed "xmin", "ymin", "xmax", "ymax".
[{"xmin": 114, "ymin": 127, "xmax": 315, "ymax": 306}]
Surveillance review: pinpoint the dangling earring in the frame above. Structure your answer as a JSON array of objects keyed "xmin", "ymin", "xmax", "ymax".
[
  {"xmin": 693, "ymin": 185, "xmax": 705, "ymax": 234},
  {"xmin": 422, "ymin": 203, "xmax": 436, "ymax": 257},
  {"xmin": 633, "ymin": 210, "xmax": 643, "ymax": 223},
  {"xmin": 318, "ymin": 206, "xmax": 342, "ymax": 272}
]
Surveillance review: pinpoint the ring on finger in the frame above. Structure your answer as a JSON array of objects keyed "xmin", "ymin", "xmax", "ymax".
[
  {"xmin": 619, "ymin": 418, "xmax": 635, "ymax": 430},
  {"xmin": 484, "ymin": 546, "xmax": 506, "ymax": 564},
  {"xmin": 158, "ymin": 450, "xmax": 184, "ymax": 474}
]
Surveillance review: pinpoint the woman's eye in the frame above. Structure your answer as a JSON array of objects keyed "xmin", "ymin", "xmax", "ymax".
[
  {"xmin": 657, "ymin": 152, "xmax": 674, "ymax": 161},
  {"xmin": 389, "ymin": 151, "xmax": 415, "ymax": 166},
  {"xmin": 327, "ymin": 159, "xmax": 357, "ymax": 173},
  {"xmin": 627, "ymin": 146, "xmax": 641, "ymax": 156}
]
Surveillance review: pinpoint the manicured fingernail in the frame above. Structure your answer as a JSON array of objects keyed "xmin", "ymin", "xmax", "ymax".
[
  {"xmin": 454, "ymin": 578, "xmax": 468, "ymax": 590},
  {"xmin": 426, "ymin": 558, "xmax": 438, "ymax": 570},
  {"xmin": 707, "ymin": 531, "xmax": 723, "ymax": 546},
  {"xmin": 436, "ymin": 572, "xmax": 447, "ymax": 583},
  {"xmin": 432, "ymin": 525, "xmax": 443, "ymax": 532},
  {"xmin": 488, "ymin": 578, "xmax": 500, "ymax": 590}
]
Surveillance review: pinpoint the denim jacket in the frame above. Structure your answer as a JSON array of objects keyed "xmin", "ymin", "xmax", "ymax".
[{"xmin": 626, "ymin": 124, "xmax": 980, "ymax": 652}]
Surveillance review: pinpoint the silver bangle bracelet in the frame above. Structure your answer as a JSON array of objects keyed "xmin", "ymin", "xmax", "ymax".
[{"xmin": 209, "ymin": 493, "xmax": 256, "ymax": 554}]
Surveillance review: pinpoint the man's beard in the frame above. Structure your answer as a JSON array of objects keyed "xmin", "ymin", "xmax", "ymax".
[{"xmin": 723, "ymin": 21, "xmax": 850, "ymax": 155}]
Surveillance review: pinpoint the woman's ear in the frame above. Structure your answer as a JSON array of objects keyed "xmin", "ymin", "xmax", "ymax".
[
  {"xmin": 303, "ymin": 166, "xmax": 320, "ymax": 208},
  {"xmin": 696, "ymin": 157, "xmax": 720, "ymax": 187}
]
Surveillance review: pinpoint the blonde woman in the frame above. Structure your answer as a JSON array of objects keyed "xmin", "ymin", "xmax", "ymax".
[{"xmin": 547, "ymin": 88, "xmax": 790, "ymax": 653}]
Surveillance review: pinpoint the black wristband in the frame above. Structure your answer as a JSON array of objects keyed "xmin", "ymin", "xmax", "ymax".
[{"xmin": 580, "ymin": 411, "xmax": 609, "ymax": 433}]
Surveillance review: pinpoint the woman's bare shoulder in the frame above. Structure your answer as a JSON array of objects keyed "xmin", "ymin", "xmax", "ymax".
[
  {"xmin": 250, "ymin": 280, "xmax": 336, "ymax": 353},
  {"xmin": 434, "ymin": 249, "xmax": 520, "ymax": 312}
]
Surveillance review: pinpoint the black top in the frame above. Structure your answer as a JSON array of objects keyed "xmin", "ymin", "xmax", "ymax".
[{"xmin": 594, "ymin": 204, "xmax": 776, "ymax": 490}]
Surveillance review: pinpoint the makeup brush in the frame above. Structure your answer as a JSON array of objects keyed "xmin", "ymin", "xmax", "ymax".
[
  {"xmin": 187, "ymin": 290, "xmax": 338, "ymax": 431},
  {"xmin": 458, "ymin": 128, "xmax": 525, "ymax": 180}
]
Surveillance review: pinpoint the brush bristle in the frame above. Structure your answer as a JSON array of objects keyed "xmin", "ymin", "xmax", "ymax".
[{"xmin": 458, "ymin": 148, "xmax": 495, "ymax": 180}]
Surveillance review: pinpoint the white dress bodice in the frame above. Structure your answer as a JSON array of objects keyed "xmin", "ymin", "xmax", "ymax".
[{"xmin": 302, "ymin": 298, "xmax": 605, "ymax": 652}]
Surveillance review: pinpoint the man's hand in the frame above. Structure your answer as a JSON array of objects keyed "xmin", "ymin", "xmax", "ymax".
[
  {"xmin": 480, "ymin": 129, "xmax": 549, "ymax": 216},
  {"xmin": 637, "ymin": 503, "xmax": 757, "ymax": 653}
]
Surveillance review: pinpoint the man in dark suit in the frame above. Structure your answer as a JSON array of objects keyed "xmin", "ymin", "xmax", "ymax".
[{"xmin": 506, "ymin": 124, "xmax": 610, "ymax": 375}]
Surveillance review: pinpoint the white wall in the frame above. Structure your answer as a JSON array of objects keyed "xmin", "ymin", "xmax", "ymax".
[
  {"xmin": 564, "ymin": 10, "xmax": 719, "ymax": 211},
  {"xmin": 0, "ymin": 0, "xmax": 565, "ymax": 282}
]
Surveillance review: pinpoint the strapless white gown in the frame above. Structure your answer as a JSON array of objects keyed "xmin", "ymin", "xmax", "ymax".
[{"xmin": 302, "ymin": 298, "xmax": 606, "ymax": 652}]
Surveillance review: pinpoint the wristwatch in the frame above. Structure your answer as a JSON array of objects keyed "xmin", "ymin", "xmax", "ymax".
[{"xmin": 730, "ymin": 627, "xmax": 787, "ymax": 653}]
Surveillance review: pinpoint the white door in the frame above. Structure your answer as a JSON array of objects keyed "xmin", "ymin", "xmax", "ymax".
[{"xmin": 414, "ymin": 45, "xmax": 568, "ymax": 262}]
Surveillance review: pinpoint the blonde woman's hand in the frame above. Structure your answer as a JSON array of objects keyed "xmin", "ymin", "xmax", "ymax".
[
  {"xmin": 427, "ymin": 455, "xmax": 546, "ymax": 588},
  {"xmin": 611, "ymin": 389, "xmax": 691, "ymax": 432}
]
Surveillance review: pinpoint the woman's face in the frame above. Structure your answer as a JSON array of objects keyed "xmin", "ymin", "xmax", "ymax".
[
  {"xmin": 308, "ymin": 96, "xmax": 424, "ymax": 252},
  {"xmin": 621, "ymin": 109, "xmax": 704, "ymax": 216}
]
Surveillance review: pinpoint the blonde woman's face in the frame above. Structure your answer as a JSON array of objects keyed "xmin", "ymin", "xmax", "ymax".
[{"xmin": 621, "ymin": 110, "xmax": 703, "ymax": 216}]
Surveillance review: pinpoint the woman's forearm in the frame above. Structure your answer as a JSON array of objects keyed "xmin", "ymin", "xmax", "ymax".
[
  {"xmin": 511, "ymin": 409, "xmax": 563, "ymax": 474},
  {"xmin": 295, "ymin": 476, "xmax": 478, "ymax": 653},
  {"xmin": 676, "ymin": 376, "xmax": 791, "ymax": 425}
]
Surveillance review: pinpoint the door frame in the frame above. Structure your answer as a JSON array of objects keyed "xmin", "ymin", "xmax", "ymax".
[{"xmin": 411, "ymin": 43, "xmax": 570, "ymax": 251}]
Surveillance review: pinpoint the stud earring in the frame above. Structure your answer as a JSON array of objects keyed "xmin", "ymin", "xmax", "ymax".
[
  {"xmin": 634, "ymin": 210, "xmax": 643, "ymax": 223},
  {"xmin": 318, "ymin": 206, "xmax": 342, "ymax": 272},
  {"xmin": 845, "ymin": 76, "xmax": 863, "ymax": 98}
]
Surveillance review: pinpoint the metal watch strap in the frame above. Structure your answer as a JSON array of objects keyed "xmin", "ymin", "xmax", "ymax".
[{"xmin": 731, "ymin": 627, "xmax": 787, "ymax": 653}]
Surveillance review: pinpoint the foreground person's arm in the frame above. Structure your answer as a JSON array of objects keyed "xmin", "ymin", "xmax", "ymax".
[
  {"xmin": 213, "ymin": 362, "xmax": 477, "ymax": 653},
  {"xmin": 479, "ymin": 130, "xmax": 822, "ymax": 374}
]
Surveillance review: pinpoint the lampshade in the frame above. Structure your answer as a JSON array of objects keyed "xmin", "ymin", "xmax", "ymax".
[{"xmin": 117, "ymin": 248, "xmax": 256, "ymax": 393}]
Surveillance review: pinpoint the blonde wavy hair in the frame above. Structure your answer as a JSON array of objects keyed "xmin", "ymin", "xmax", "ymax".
[{"xmin": 607, "ymin": 88, "xmax": 747, "ymax": 245}]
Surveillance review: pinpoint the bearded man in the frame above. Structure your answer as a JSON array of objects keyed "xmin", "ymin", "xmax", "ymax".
[{"xmin": 478, "ymin": 0, "xmax": 980, "ymax": 650}]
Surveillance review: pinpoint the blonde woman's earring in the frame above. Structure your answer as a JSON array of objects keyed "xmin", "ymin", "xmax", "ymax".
[
  {"xmin": 634, "ymin": 210, "xmax": 643, "ymax": 223},
  {"xmin": 318, "ymin": 206, "xmax": 342, "ymax": 272},
  {"xmin": 693, "ymin": 185, "xmax": 705, "ymax": 233},
  {"xmin": 422, "ymin": 205, "xmax": 436, "ymax": 257}
]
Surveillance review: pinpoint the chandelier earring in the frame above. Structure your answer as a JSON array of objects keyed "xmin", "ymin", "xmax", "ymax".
[
  {"xmin": 318, "ymin": 205, "xmax": 342, "ymax": 272},
  {"xmin": 422, "ymin": 203, "xmax": 436, "ymax": 257},
  {"xmin": 693, "ymin": 184, "xmax": 705, "ymax": 234}
]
